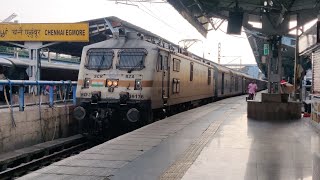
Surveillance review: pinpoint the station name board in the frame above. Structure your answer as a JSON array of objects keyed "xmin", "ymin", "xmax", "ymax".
[{"xmin": 0, "ymin": 23, "xmax": 89, "ymax": 42}]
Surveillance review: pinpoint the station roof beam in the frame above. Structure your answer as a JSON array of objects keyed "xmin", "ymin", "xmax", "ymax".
[{"xmin": 167, "ymin": 0, "xmax": 320, "ymax": 37}]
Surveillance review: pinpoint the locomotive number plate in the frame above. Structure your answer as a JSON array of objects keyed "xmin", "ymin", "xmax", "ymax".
[
  {"xmin": 126, "ymin": 75, "xmax": 135, "ymax": 78},
  {"xmin": 80, "ymin": 92, "xmax": 91, "ymax": 97},
  {"xmin": 129, "ymin": 94, "xmax": 144, "ymax": 99}
]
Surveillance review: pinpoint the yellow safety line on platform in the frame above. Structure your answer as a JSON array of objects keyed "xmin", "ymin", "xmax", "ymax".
[{"xmin": 160, "ymin": 113, "xmax": 230, "ymax": 180}]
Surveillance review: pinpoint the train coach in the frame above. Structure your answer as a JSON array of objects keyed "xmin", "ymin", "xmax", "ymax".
[{"xmin": 73, "ymin": 32, "xmax": 266, "ymax": 135}]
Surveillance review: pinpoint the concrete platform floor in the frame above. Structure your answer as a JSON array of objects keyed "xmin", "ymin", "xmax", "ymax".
[{"xmin": 18, "ymin": 93, "xmax": 320, "ymax": 180}]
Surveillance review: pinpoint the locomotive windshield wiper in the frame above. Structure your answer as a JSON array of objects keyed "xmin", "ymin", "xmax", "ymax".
[{"xmin": 128, "ymin": 60, "xmax": 143, "ymax": 73}]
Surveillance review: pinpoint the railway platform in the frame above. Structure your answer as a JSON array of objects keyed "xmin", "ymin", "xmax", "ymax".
[{"xmin": 19, "ymin": 92, "xmax": 320, "ymax": 180}]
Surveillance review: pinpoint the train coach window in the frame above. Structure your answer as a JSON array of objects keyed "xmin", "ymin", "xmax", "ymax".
[
  {"xmin": 221, "ymin": 73, "xmax": 225, "ymax": 95},
  {"xmin": 86, "ymin": 49, "xmax": 114, "ymax": 70},
  {"xmin": 208, "ymin": 69, "xmax": 211, "ymax": 85},
  {"xmin": 190, "ymin": 63, "xmax": 193, "ymax": 81},
  {"xmin": 172, "ymin": 78, "xmax": 180, "ymax": 93},
  {"xmin": 235, "ymin": 76, "xmax": 239, "ymax": 91},
  {"xmin": 173, "ymin": 58, "xmax": 180, "ymax": 72},
  {"xmin": 118, "ymin": 49, "xmax": 147, "ymax": 70},
  {"xmin": 230, "ymin": 76, "xmax": 233, "ymax": 92}
]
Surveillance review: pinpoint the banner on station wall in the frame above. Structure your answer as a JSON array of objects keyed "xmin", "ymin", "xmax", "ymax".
[{"xmin": 0, "ymin": 23, "xmax": 89, "ymax": 42}]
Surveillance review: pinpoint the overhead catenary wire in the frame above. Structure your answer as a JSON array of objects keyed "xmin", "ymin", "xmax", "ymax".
[
  {"xmin": 136, "ymin": 1, "xmax": 207, "ymax": 52},
  {"xmin": 218, "ymin": 27, "xmax": 247, "ymax": 39},
  {"xmin": 137, "ymin": 3, "xmax": 182, "ymax": 33},
  {"xmin": 120, "ymin": 0, "xmax": 192, "ymax": 38},
  {"xmin": 114, "ymin": 0, "xmax": 246, "ymax": 61},
  {"xmin": 138, "ymin": 1, "xmax": 185, "ymax": 27},
  {"xmin": 225, "ymin": 56, "xmax": 242, "ymax": 64},
  {"xmin": 110, "ymin": 0, "xmax": 210, "ymax": 58}
]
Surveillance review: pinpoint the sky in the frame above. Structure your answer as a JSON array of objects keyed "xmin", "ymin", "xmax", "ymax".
[{"xmin": 0, "ymin": 0, "xmax": 257, "ymax": 64}]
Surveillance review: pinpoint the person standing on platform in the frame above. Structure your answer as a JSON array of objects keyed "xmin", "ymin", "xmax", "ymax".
[
  {"xmin": 247, "ymin": 80, "xmax": 257, "ymax": 100},
  {"xmin": 280, "ymin": 79, "xmax": 294, "ymax": 94}
]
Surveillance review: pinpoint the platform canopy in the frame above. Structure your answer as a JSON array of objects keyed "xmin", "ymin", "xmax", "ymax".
[
  {"xmin": 167, "ymin": 0, "xmax": 318, "ymax": 78},
  {"xmin": 167, "ymin": 0, "xmax": 319, "ymax": 37}
]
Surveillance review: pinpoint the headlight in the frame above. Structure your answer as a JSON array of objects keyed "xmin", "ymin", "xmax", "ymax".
[
  {"xmin": 107, "ymin": 80, "xmax": 113, "ymax": 87},
  {"xmin": 106, "ymin": 79, "xmax": 119, "ymax": 87},
  {"xmin": 83, "ymin": 78, "xmax": 90, "ymax": 88},
  {"xmin": 113, "ymin": 80, "xmax": 118, "ymax": 87},
  {"xmin": 135, "ymin": 79, "xmax": 142, "ymax": 90}
]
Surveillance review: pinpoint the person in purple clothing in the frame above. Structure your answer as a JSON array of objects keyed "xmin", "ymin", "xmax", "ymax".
[{"xmin": 247, "ymin": 80, "xmax": 257, "ymax": 100}]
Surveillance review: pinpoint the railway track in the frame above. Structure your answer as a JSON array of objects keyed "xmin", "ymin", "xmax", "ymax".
[
  {"xmin": 0, "ymin": 94, "xmax": 242, "ymax": 180},
  {"xmin": 0, "ymin": 134, "xmax": 93, "ymax": 180}
]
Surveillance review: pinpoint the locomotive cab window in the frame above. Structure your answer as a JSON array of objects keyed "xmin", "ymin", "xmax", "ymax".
[
  {"xmin": 117, "ymin": 49, "xmax": 147, "ymax": 71},
  {"xmin": 86, "ymin": 49, "xmax": 114, "ymax": 70},
  {"xmin": 173, "ymin": 58, "xmax": 180, "ymax": 72}
]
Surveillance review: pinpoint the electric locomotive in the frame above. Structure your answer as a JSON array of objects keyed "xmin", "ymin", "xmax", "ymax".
[{"xmin": 73, "ymin": 31, "xmax": 266, "ymax": 136}]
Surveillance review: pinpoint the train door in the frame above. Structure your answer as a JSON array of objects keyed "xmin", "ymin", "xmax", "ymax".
[
  {"xmin": 221, "ymin": 73, "xmax": 225, "ymax": 95},
  {"xmin": 161, "ymin": 52, "xmax": 170, "ymax": 104}
]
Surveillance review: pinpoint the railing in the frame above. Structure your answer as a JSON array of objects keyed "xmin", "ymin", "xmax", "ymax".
[{"xmin": 0, "ymin": 80, "xmax": 77, "ymax": 111}]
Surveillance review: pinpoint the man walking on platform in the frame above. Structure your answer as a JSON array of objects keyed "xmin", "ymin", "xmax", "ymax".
[{"xmin": 247, "ymin": 80, "xmax": 257, "ymax": 100}]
